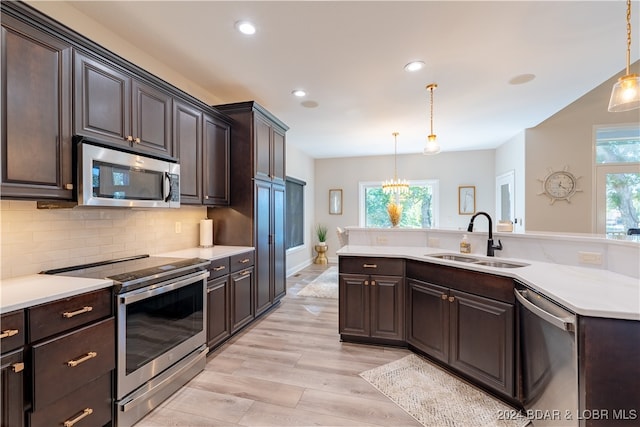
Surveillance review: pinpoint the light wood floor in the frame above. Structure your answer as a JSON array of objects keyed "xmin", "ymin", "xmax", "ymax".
[{"xmin": 137, "ymin": 263, "xmax": 421, "ymax": 426}]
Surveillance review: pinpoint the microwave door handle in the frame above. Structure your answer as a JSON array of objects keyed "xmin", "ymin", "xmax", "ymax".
[{"xmin": 164, "ymin": 172, "xmax": 172, "ymax": 202}]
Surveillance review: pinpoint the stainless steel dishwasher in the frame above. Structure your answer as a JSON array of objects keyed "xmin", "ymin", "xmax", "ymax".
[{"xmin": 515, "ymin": 285, "xmax": 578, "ymax": 427}]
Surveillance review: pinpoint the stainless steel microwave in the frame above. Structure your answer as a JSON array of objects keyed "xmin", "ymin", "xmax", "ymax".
[{"xmin": 77, "ymin": 141, "xmax": 180, "ymax": 208}]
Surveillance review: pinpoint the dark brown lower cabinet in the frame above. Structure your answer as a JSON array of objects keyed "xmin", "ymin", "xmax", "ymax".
[
  {"xmin": 231, "ymin": 267, "xmax": 255, "ymax": 333},
  {"xmin": 1, "ymin": 349, "xmax": 25, "ymax": 427},
  {"xmin": 339, "ymin": 273, "xmax": 405, "ymax": 342},
  {"xmin": 407, "ymin": 278, "xmax": 514, "ymax": 399},
  {"xmin": 206, "ymin": 275, "xmax": 230, "ymax": 350}
]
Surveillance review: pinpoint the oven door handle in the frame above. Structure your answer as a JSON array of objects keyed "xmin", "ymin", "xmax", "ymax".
[{"xmin": 120, "ymin": 271, "xmax": 209, "ymax": 305}]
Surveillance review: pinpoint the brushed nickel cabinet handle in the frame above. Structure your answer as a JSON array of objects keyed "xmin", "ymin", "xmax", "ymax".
[
  {"xmin": 213, "ymin": 265, "xmax": 226, "ymax": 271},
  {"xmin": 62, "ymin": 306, "xmax": 93, "ymax": 318},
  {"xmin": 0, "ymin": 329, "xmax": 19, "ymax": 339},
  {"xmin": 63, "ymin": 408, "xmax": 93, "ymax": 427},
  {"xmin": 67, "ymin": 351, "xmax": 97, "ymax": 367},
  {"xmin": 362, "ymin": 264, "xmax": 377, "ymax": 268},
  {"xmin": 12, "ymin": 362, "xmax": 24, "ymax": 373}
]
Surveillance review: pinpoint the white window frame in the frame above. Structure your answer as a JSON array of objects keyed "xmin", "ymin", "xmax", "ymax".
[{"xmin": 358, "ymin": 179, "xmax": 440, "ymax": 228}]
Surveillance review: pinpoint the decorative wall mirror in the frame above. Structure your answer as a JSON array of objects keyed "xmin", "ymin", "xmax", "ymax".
[{"xmin": 329, "ymin": 189, "xmax": 342, "ymax": 215}]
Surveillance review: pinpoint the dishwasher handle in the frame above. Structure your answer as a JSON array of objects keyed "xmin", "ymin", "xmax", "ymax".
[{"xmin": 515, "ymin": 289, "xmax": 575, "ymax": 332}]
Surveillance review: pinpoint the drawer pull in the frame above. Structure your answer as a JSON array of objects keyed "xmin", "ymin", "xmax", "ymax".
[
  {"xmin": 238, "ymin": 270, "xmax": 251, "ymax": 276},
  {"xmin": 12, "ymin": 362, "xmax": 24, "ymax": 373},
  {"xmin": 213, "ymin": 265, "xmax": 226, "ymax": 271},
  {"xmin": 238, "ymin": 258, "xmax": 251, "ymax": 264},
  {"xmin": 0, "ymin": 329, "xmax": 19, "ymax": 339},
  {"xmin": 63, "ymin": 408, "xmax": 93, "ymax": 427},
  {"xmin": 362, "ymin": 264, "xmax": 377, "ymax": 268},
  {"xmin": 62, "ymin": 306, "xmax": 93, "ymax": 318},
  {"xmin": 67, "ymin": 351, "xmax": 97, "ymax": 367}
]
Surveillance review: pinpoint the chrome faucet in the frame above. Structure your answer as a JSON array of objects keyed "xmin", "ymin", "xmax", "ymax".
[{"xmin": 467, "ymin": 211, "xmax": 503, "ymax": 257}]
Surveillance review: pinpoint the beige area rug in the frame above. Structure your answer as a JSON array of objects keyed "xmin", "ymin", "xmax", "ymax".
[
  {"xmin": 360, "ymin": 354, "xmax": 530, "ymax": 427},
  {"xmin": 296, "ymin": 266, "xmax": 338, "ymax": 299}
]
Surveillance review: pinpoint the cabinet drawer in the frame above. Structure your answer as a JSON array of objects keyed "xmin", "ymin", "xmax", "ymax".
[
  {"xmin": 339, "ymin": 257, "xmax": 404, "ymax": 276},
  {"xmin": 32, "ymin": 317, "xmax": 115, "ymax": 409},
  {"xmin": 208, "ymin": 257, "xmax": 230, "ymax": 280},
  {"xmin": 0, "ymin": 310, "xmax": 25, "ymax": 354},
  {"xmin": 230, "ymin": 251, "xmax": 254, "ymax": 273},
  {"xmin": 30, "ymin": 372, "xmax": 112, "ymax": 427},
  {"xmin": 28, "ymin": 288, "xmax": 112, "ymax": 342}
]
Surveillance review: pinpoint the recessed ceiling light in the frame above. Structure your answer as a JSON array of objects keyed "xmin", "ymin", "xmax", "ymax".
[
  {"xmin": 404, "ymin": 61, "xmax": 425, "ymax": 72},
  {"xmin": 235, "ymin": 21, "xmax": 256, "ymax": 35},
  {"xmin": 291, "ymin": 89, "xmax": 307, "ymax": 97},
  {"xmin": 509, "ymin": 74, "xmax": 536, "ymax": 85}
]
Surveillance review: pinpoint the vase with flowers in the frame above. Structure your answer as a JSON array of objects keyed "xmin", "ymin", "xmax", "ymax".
[{"xmin": 387, "ymin": 203, "xmax": 402, "ymax": 227}]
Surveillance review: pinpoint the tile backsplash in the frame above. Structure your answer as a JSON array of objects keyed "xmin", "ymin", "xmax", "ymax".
[{"xmin": 1, "ymin": 200, "xmax": 207, "ymax": 279}]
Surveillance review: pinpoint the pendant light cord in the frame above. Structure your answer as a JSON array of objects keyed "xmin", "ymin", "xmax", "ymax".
[{"xmin": 625, "ymin": 0, "xmax": 632, "ymax": 76}]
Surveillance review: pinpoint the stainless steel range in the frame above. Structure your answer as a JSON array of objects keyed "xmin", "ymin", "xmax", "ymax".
[{"xmin": 44, "ymin": 255, "xmax": 210, "ymax": 427}]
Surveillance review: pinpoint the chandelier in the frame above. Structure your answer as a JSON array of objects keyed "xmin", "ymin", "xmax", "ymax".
[
  {"xmin": 382, "ymin": 132, "xmax": 409, "ymax": 194},
  {"xmin": 424, "ymin": 83, "xmax": 441, "ymax": 155},
  {"xmin": 608, "ymin": 0, "xmax": 640, "ymax": 112}
]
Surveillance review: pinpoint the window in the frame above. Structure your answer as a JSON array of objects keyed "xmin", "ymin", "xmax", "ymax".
[
  {"xmin": 358, "ymin": 180, "xmax": 439, "ymax": 228},
  {"xmin": 285, "ymin": 176, "xmax": 306, "ymax": 249},
  {"xmin": 594, "ymin": 125, "xmax": 640, "ymax": 237}
]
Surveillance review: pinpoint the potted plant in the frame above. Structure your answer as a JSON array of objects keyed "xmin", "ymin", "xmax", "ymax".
[{"xmin": 316, "ymin": 224, "xmax": 328, "ymax": 246}]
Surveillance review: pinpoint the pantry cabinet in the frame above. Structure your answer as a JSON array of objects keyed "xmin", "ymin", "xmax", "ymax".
[
  {"xmin": 406, "ymin": 261, "xmax": 515, "ymax": 399},
  {"xmin": 207, "ymin": 102, "xmax": 289, "ymax": 317},
  {"xmin": 1, "ymin": 13, "xmax": 73, "ymax": 200},
  {"xmin": 74, "ymin": 51, "xmax": 173, "ymax": 158},
  {"xmin": 338, "ymin": 257, "xmax": 405, "ymax": 343}
]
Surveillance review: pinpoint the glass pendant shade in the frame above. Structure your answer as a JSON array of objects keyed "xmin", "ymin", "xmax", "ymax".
[
  {"xmin": 423, "ymin": 134, "xmax": 441, "ymax": 155},
  {"xmin": 608, "ymin": 74, "xmax": 640, "ymax": 112}
]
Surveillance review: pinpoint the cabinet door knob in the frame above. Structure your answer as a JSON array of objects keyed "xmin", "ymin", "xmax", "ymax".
[
  {"xmin": 134, "ymin": 137, "xmax": 141, "ymax": 143},
  {"xmin": 126, "ymin": 135, "xmax": 133, "ymax": 142},
  {"xmin": 371, "ymin": 280, "xmax": 376, "ymax": 286},
  {"xmin": 364, "ymin": 280, "xmax": 369, "ymax": 286},
  {"xmin": 64, "ymin": 183, "xmax": 74, "ymax": 190},
  {"xmin": 11, "ymin": 362, "xmax": 24, "ymax": 373},
  {"xmin": 448, "ymin": 296, "xmax": 455, "ymax": 303},
  {"xmin": 441, "ymin": 294, "xmax": 448, "ymax": 300}
]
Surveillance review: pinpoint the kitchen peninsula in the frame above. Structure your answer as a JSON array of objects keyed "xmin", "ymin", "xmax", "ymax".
[{"xmin": 337, "ymin": 227, "xmax": 639, "ymax": 426}]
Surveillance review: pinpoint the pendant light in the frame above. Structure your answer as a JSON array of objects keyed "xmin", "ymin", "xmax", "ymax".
[
  {"xmin": 382, "ymin": 132, "xmax": 410, "ymax": 194},
  {"xmin": 424, "ymin": 83, "xmax": 441, "ymax": 155},
  {"xmin": 608, "ymin": 0, "xmax": 640, "ymax": 112}
]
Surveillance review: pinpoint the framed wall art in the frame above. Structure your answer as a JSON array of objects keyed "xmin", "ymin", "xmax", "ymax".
[
  {"xmin": 329, "ymin": 189, "xmax": 342, "ymax": 215},
  {"xmin": 458, "ymin": 185, "xmax": 476, "ymax": 215}
]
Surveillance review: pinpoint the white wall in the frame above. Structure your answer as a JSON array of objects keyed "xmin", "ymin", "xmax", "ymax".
[
  {"xmin": 525, "ymin": 61, "xmax": 640, "ymax": 233},
  {"xmin": 285, "ymin": 145, "xmax": 316, "ymax": 275},
  {"xmin": 495, "ymin": 131, "xmax": 526, "ymax": 232},
  {"xmin": 315, "ymin": 150, "xmax": 495, "ymax": 261}
]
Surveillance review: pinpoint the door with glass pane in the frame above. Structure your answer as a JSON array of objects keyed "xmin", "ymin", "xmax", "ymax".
[{"xmin": 595, "ymin": 165, "xmax": 640, "ymax": 236}]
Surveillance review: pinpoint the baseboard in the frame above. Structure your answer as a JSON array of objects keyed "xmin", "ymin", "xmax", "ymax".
[{"xmin": 286, "ymin": 258, "xmax": 313, "ymax": 277}]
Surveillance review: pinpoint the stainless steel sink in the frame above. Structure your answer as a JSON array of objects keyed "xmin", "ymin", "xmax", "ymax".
[
  {"xmin": 426, "ymin": 253, "xmax": 480, "ymax": 263},
  {"xmin": 473, "ymin": 260, "xmax": 529, "ymax": 268},
  {"xmin": 426, "ymin": 253, "xmax": 529, "ymax": 268}
]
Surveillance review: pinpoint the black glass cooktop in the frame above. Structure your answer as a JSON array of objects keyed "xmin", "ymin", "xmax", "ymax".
[{"xmin": 41, "ymin": 255, "xmax": 210, "ymax": 292}]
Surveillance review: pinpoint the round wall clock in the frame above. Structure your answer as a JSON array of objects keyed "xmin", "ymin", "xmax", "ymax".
[{"xmin": 538, "ymin": 166, "xmax": 582, "ymax": 204}]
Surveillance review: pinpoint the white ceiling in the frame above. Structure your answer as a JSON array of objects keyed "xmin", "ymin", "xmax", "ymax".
[{"xmin": 62, "ymin": 1, "xmax": 638, "ymax": 159}]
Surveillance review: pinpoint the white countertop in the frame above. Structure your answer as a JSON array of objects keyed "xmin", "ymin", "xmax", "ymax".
[
  {"xmin": 0, "ymin": 274, "xmax": 112, "ymax": 314},
  {"xmin": 0, "ymin": 246, "xmax": 254, "ymax": 314},
  {"xmin": 337, "ymin": 245, "xmax": 640, "ymax": 321},
  {"xmin": 156, "ymin": 245, "xmax": 254, "ymax": 260}
]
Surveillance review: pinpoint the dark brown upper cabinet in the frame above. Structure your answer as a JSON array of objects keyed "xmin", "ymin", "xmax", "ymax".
[
  {"xmin": 74, "ymin": 51, "xmax": 173, "ymax": 158},
  {"xmin": 202, "ymin": 113, "xmax": 230, "ymax": 206},
  {"xmin": 173, "ymin": 99, "xmax": 202, "ymax": 205},
  {"xmin": 1, "ymin": 14, "xmax": 73, "ymax": 200}
]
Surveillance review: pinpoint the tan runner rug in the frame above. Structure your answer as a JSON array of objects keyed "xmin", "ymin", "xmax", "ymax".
[
  {"xmin": 360, "ymin": 354, "xmax": 530, "ymax": 427},
  {"xmin": 297, "ymin": 266, "xmax": 338, "ymax": 299}
]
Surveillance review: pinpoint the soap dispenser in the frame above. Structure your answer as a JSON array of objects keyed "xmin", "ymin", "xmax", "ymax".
[{"xmin": 460, "ymin": 234, "xmax": 471, "ymax": 254}]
